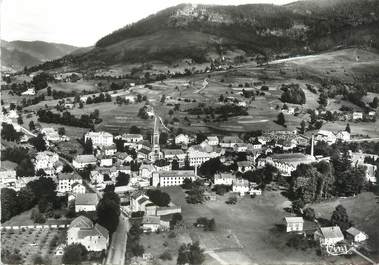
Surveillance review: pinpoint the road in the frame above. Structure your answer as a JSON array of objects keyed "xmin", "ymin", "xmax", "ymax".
[{"xmin": 105, "ymin": 214, "xmax": 129, "ymax": 265}]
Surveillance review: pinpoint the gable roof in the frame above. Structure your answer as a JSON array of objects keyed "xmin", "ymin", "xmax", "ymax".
[
  {"xmin": 69, "ymin": 215, "xmax": 93, "ymax": 229},
  {"xmin": 75, "ymin": 193, "xmax": 99, "ymax": 206},
  {"xmin": 284, "ymin": 217, "xmax": 304, "ymax": 223},
  {"xmin": 320, "ymin": 226, "xmax": 344, "ymax": 239},
  {"xmin": 346, "ymin": 227, "xmax": 365, "ymax": 237}
]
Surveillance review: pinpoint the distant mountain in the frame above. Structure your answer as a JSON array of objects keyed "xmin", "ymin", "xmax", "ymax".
[
  {"xmin": 1, "ymin": 40, "xmax": 80, "ymax": 70},
  {"xmin": 29, "ymin": 0, "xmax": 379, "ymax": 70}
]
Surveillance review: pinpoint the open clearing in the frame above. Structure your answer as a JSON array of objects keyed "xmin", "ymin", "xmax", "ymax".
[{"xmin": 142, "ymin": 187, "xmax": 379, "ymax": 265}]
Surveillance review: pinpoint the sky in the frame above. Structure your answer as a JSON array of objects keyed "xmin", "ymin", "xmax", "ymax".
[{"xmin": 1, "ymin": 0, "xmax": 294, "ymax": 47}]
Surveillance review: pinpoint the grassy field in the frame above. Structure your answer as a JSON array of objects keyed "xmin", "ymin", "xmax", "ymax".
[
  {"xmin": 1, "ymin": 228, "xmax": 66, "ymax": 265},
  {"xmin": 310, "ymin": 192, "xmax": 379, "ymax": 257},
  {"xmin": 139, "ymin": 187, "xmax": 379, "ymax": 265}
]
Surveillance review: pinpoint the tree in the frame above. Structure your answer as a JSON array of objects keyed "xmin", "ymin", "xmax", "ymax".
[
  {"xmin": 292, "ymin": 199, "xmax": 305, "ymax": 215},
  {"xmin": 1, "ymin": 188, "xmax": 19, "ymax": 222},
  {"xmin": 115, "ymin": 172, "xmax": 130, "ymax": 186},
  {"xmin": 226, "ymin": 195, "xmax": 237, "ymax": 204},
  {"xmin": 345, "ymin": 123, "xmax": 351, "ymax": 134},
  {"xmin": 16, "ymin": 158, "xmax": 35, "ymax": 177},
  {"xmin": 160, "ymin": 94, "xmax": 166, "ymax": 103},
  {"xmin": 370, "ymin": 97, "xmax": 378, "ymax": 108},
  {"xmin": 29, "ymin": 134, "xmax": 46, "ymax": 151},
  {"xmin": 1, "ymin": 123, "xmax": 22, "ymax": 142},
  {"xmin": 146, "ymin": 189, "xmax": 170, "ymax": 207},
  {"xmin": 276, "ymin": 113, "xmax": 286, "ymax": 126},
  {"xmin": 300, "ymin": 120, "xmax": 306, "ymax": 134},
  {"xmin": 83, "ymin": 138, "xmax": 93, "ymax": 154},
  {"xmin": 331, "ymin": 205, "xmax": 351, "ymax": 231},
  {"xmin": 17, "ymin": 115, "xmax": 24, "ymax": 125},
  {"xmin": 303, "ymin": 207, "xmax": 316, "ymax": 221},
  {"xmin": 62, "ymin": 243, "xmax": 88, "ymax": 264},
  {"xmin": 177, "ymin": 241, "xmax": 204, "ymax": 265},
  {"xmin": 96, "ymin": 191, "xmax": 120, "ymax": 233},
  {"xmin": 29, "ymin": 120, "xmax": 36, "ymax": 131},
  {"xmin": 172, "ymin": 160, "xmax": 179, "ymax": 170},
  {"xmin": 129, "ymin": 125, "xmax": 141, "ymax": 134},
  {"xmin": 58, "ymin": 127, "xmax": 65, "ymax": 136},
  {"xmin": 159, "ymin": 132, "xmax": 168, "ymax": 145}
]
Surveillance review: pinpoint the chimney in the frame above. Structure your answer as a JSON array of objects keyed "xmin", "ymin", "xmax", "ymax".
[{"xmin": 311, "ymin": 134, "xmax": 314, "ymax": 157}]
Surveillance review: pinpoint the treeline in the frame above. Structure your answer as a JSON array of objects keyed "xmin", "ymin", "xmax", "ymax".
[
  {"xmin": 37, "ymin": 109, "xmax": 100, "ymax": 129},
  {"xmin": 290, "ymin": 153, "xmax": 368, "ymax": 206},
  {"xmin": 1, "ymin": 123, "xmax": 23, "ymax": 142},
  {"xmin": 1, "ymin": 177, "xmax": 61, "ymax": 223},
  {"xmin": 280, "ymin": 84, "xmax": 306, "ymax": 105},
  {"xmin": 84, "ymin": 92, "xmax": 112, "ymax": 104},
  {"xmin": 187, "ymin": 104, "xmax": 248, "ymax": 117},
  {"xmin": 1, "ymin": 147, "xmax": 35, "ymax": 177}
]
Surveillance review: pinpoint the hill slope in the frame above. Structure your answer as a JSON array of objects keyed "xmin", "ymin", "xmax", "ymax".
[
  {"xmin": 28, "ymin": 0, "xmax": 379, "ymax": 70},
  {"xmin": 1, "ymin": 40, "xmax": 80, "ymax": 70}
]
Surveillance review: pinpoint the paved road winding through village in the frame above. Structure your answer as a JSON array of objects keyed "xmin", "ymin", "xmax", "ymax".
[{"xmin": 106, "ymin": 214, "xmax": 129, "ymax": 265}]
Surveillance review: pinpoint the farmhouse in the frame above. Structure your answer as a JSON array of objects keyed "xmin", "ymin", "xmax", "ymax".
[
  {"xmin": 41, "ymin": 128, "xmax": 61, "ymax": 142},
  {"xmin": 315, "ymin": 130, "xmax": 336, "ymax": 145},
  {"xmin": 346, "ymin": 227, "xmax": 368, "ymax": 242},
  {"xmin": 283, "ymin": 217, "xmax": 304, "ymax": 232},
  {"xmin": 314, "ymin": 226, "xmax": 344, "ymax": 246},
  {"xmin": 57, "ymin": 172, "xmax": 82, "ymax": 193},
  {"xmin": 214, "ymin": 173, "xmax": 235, "ymax": 186},
  {"xmin": 130, "ymin": 193, "xmax": 154, "ymax": 213},
  {"xmin": 120, "ymin": 133, "xmax": 143, "ymax": 144},
  {"xmin": 141, "ymin": 216, "xmax": 170, "ymax": 232},
  {"xmin": 220, "ymin": 136, "xmax": 243, "ymax": 148},
  {"xmin": 73, "ymin": 154, "xmax": 97, "ymax": 169},
  {"xmin": 152, "ymin": 170, "xmax": 197, "ymax": 187},
  {"xmin": 206, "ymin": 136, "xmax": 219, "ymax": 146},
  {"xmin": 335, "ymin": 131, "xmax": 350, "ymax": 142},
  {"xmin": 84, "ymin": 131, "xmax": 114, "ymax": 147},
  {"xmin": 67, "ymin": 216, "xmax": 109, "ymax": 252},
  {"xmin": 352, "ymin": 112, "xmax": 363, "ymax": 120},
  {"xmin": 75, "ymin": 193, "xmax": 99, "ymax": 212},
  {"xmin": 21, "ymin": 88, "xmax": 36, "ymax": 96},
  {"xmin": 72, "ymin": 182, "xmax": 86, "ymax": 194},
  {"xmin": 34, "ymin": 151, "xmax": 60, "ymax": 174},
  {"xmin": 232, "ymin": 178, "xmax": 250, "ymax": 196}
]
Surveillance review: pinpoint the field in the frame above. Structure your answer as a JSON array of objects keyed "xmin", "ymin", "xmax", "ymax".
[
  {"xmin": 8, "ymin": 48, "xmax": 377, "ymax": 140},
  {"xmin": 310, "ymin": 192, "xmax": 379, "ymax": 257},
  {"xmin": 1, "ymin": 228, "xmax": 66, "ymax": 265},
  {"xmin": 137, "ymin": 187, "xmax": 378, "ymax": 265}
]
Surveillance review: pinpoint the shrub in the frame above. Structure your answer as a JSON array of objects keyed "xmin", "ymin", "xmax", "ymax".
[{"xmin": 159, "ymin": 250, "xmax": 172, "ymax": 260}]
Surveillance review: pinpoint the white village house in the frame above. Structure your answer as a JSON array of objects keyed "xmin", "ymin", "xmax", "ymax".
[
  {"xmin": 67, "ymin": 216, "xmax": 109, "ymax": 252},
  {"xmin": 84, "ymin": 131, "xmax": 114, "ymax": 147}
]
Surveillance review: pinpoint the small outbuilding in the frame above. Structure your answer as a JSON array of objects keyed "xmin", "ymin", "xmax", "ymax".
[
  {"xmin": 346, "ymin": 227, "xmax": 368, "ymax": 242},
  {"xmin": 283, "ymin": 217, "xmax": 304, "ymax": 232}
]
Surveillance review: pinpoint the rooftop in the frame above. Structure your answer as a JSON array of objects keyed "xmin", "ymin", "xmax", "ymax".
[
  {"xmin": 69, "ymin": 215, "xmax": 93, "ymax": 229},
  {"xmin": 74, "ymin": 154, "xmax": 97, "ymax": 164},
  {"xmin": 158, "ymin": 170, "xmax": 196, "ymax": 178},
  {"xmin": 284, "ymin": 217, "xmax": 304, "ymax": 223},
  {"xmin": 320, "ymin": 226, "xmax": 344, "ymax": 239},
  {"xmin": 58, "ymin": 172, "xmax": 82, "ymax": 180},
  {"xmin": 75, "ymin": 193, "xmax": 99, "ymax": 206}
]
